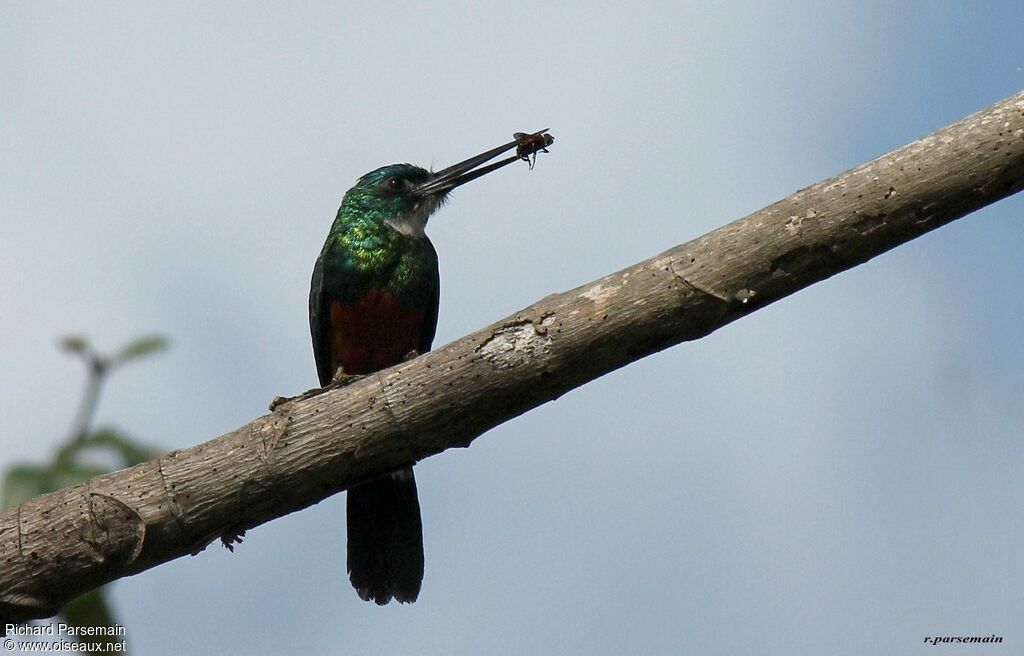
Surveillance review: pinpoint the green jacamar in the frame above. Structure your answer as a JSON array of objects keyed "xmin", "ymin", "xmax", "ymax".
[{"xmin": 310, "ymin": 133, "xmax": 550, "ymax": 604}]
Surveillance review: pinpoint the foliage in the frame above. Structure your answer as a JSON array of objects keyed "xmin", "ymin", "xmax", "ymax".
[{"xmin": 1, "ymin": 335, "xmax": 167, "ymax": 654}]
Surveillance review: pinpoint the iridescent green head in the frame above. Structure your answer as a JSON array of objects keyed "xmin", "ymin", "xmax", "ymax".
[
  {"xmin": 341, "ymin": 164, "xmax": 440, "ymax": 238},
  {"xmin": 339, "ymin": 135, "xmax": 537, "ymax": 237}
]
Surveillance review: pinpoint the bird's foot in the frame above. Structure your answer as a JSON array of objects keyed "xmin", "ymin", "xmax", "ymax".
[
  {"xmin": 331, "ymin": 370, "xmax": 366, "ymax": 386},
  {"xmin": 269, "ymin": 388, "xmax": 318, "ymax": 411},
  {"xmin": 220, "ymin": 527, "xmax": 246, "ymax": 552},
  {"xmin": 401, "ymin": 349, "xmax": 421, "ymax": 363},
  {"xmin": 268, "ymin": 374, "xmax": 367, "ymax": 411},
  {"xmin": 188, "ymin": 524, "xmax": 247, "ymax": 555}
]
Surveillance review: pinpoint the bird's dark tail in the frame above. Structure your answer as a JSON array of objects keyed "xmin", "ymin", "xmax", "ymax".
[{"xmin": 346, "ymin": 467, "xmax": 424, "ymax": 605}]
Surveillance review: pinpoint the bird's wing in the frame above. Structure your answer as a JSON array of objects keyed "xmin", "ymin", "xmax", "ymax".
[
  {"xmin": 418, "ymin": 274, "xmax": 439, "ymax": 355},
  {"xmin": 309, "ymin": 255, "xmax": 335, "ymax": 386},
  {"xmin": 417, "ymin": 248, "xmax": 441, "ymax": 354}
]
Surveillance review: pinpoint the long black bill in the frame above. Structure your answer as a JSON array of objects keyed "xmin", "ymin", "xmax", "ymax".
[{"xmin": 414, "ymin": 137, "xmax": 524, "ymax": 196}]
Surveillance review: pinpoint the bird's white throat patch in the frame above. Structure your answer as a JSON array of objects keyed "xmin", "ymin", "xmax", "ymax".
[{"xmin": 384, "ymin": 195, "xmax": 445, "ymax": 238}]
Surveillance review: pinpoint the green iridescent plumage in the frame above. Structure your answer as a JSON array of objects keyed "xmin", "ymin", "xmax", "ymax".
[
  {"xmin": 309, "ymin": 164, "xmax": 440, "ymax": 386},
  {"xmin": 307, "ymin": 135, "xmax": 548, "ymax": 605},
  {"xmin": 308, "ymin": 162, "xmax": 444, "ymax": 605}
]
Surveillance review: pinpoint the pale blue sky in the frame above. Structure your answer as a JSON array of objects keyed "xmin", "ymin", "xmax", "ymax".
[{"xmin": 2, "ymin": 2, "xmax": 1022, "ymax": 654}]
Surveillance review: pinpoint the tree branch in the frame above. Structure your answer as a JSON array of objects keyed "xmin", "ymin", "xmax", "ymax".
[{"xmin": 3, "ymin": 91, "xmax": 1023, "ymax": 625}]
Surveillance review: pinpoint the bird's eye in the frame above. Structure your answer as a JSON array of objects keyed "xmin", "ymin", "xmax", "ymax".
[{"xmin": 387, "ymin": 177, "xmax": 404, "ymax": 191}]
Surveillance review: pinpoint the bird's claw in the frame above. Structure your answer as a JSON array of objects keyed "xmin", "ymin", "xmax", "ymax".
[
  {"xmin": 331, "ymin": 371, "xmax": 366, "ymax": 387},
  {"xmin": 221, "ymin": 527, "xmax": 246, "ymax": 552},
  {"xmin": 268, "ymin": 371, "xmax": 367, "ymax": 411},
  {"xmin": 188, "ymin": 525, "xmax": 247, "ymax": 555}
]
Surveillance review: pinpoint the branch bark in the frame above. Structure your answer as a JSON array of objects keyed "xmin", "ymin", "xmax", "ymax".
[{"xmin": 3, "ymin": 91, "xmax": 1023, "ymax": 625}]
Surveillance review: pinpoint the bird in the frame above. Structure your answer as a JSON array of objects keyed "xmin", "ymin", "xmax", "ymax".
[{"xmin": 309, "ymin": 134, "xmax": 551, "ymax": 604}]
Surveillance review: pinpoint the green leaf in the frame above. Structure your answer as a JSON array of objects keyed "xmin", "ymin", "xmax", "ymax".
[
  {"xmin": 61, "ymin": 588, "xmax": 127, "ymax": 655},
  {"xmin": 81, "ymin": 427, "xmax": 161, "ymax": 467},
  {"xmin": 58, "ymin": 335, "xmax": 90, "ymax": 355},
  {"xmin": 62, "ymin": 587, "xmax": 115, "ymax": 625},
  {"xmin": 112, "ymin": 335, "xmax": 168, "ymax": 365},
  {"xmin": 1, "ymin": 465, "xmax": 51, "ymax": 510},
  {"xmin": 5, "ymin": 437, "xmax": 154, "ymax": 506},
  {"xmin": 47, "ymin": 460, "xmax": 110, "ymax": 491}
]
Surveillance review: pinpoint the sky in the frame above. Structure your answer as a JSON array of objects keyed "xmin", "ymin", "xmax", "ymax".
[{"xmin": 2, "ymin": 1, "xmax": 1023, "ymax": 654}]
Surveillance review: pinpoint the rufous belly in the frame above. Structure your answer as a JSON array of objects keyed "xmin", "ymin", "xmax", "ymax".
[{"xmin": 328, "ymin": 287, "xmax": 427, "ymax": 376}]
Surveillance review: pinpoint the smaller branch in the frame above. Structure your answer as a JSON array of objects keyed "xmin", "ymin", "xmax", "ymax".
[
  {"xmin": 57, "ymin": 337, "xmax": 110, "ymax": 448},
  {"xmin": 67, "ymin": 357, "xmax": 107, "ymax": 447}
]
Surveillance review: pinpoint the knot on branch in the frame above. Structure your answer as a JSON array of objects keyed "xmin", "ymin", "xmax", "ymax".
[
  {"xmin": 477, "ymin": 314, "xmax": 556, "ymax": 370},
  {"xmin": 83, "ymin": 492, "xmax": 146, "ymax": 567}
]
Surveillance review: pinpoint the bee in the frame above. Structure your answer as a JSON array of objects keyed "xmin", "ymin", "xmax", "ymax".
[{"xmin": 513, "ymin": 129, "xmax": 555, "ymax": 170}]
